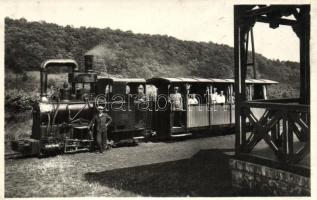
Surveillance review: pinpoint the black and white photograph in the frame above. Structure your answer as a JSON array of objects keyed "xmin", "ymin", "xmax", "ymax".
[{"xmin": 2, "ymin": 0, "xmax": 313, "ymax": 197}]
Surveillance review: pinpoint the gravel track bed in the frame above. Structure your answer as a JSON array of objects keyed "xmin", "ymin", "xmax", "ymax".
[{"xmin": 5, "ymin": 135, "xmax": 236, "ymax": 197}]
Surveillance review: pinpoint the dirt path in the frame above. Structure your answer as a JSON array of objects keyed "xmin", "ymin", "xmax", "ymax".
[{"xmin": 5, "ymin": 135, "xmax": 237, "ymax": 197}]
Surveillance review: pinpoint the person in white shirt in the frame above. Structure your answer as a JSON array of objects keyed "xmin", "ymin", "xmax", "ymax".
[
  {"xmin": 188, "ymin": 94, "xmax": 199, "ymax": 105},
  {"xmin": 216, "ymin": 91, "xmax": 226, "ymax": 104}
]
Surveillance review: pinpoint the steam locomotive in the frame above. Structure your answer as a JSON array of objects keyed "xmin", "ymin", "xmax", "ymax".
[
  {"xmin": 12, "ymin": 55, "xmax": 98, "ymax": 156},
  {"xmin": 10, "ymin": 55, "xmax": 278, "ymax": 157}
]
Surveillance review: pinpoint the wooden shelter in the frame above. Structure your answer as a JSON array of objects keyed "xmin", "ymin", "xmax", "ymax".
[{"xmin": 234, "ymin": 5, "xmax": 310, "ymax": 164}]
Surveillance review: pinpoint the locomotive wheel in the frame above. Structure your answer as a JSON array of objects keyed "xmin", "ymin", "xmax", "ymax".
[{"xmin": 37, "ymin": 139, "xmax": 62, "ymax": 158}]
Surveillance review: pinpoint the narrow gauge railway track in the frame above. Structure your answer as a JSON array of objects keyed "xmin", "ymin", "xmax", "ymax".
[
  {"xmin": 5, "ymin": 141, "xmax": 26, "ymax": 160},
  {"xmin": 5, "ymin": 152, "xmax": 25, "ymax": 160},
  {"xmin": 4, "ymin": 128, "xmax": 235, "ymax": 160}
]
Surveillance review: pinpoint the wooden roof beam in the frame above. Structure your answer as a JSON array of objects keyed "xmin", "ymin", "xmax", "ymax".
[
  {"xmin": 256, "ymin": 16, "xmax": 297, "ymax": 26},
  {"xmin": 243, "ymin": 5, "xmax": 301, "ymax": 18}
]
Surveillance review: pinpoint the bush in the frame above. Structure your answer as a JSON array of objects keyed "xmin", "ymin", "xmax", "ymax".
[{"xmin": 5, "ymin": 89, "xmax": 40, "ymax": 113}]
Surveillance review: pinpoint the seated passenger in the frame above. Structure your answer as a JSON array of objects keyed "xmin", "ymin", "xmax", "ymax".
[
  {"xmin": 188, "ymin": 94, "xmax": 199, "ymax": 105},
  {"xmin": 216, "ymin": 91, "xmax": 226, "ymax": 104}
]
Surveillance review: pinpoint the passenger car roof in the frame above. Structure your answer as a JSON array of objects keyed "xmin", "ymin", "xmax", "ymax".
[
  {"xmin": 98, "ymin": 77, "xmax": 146, "ymax": 83},
  {"xmin": 146, "ymin": 77, "xmax": 278, "ymax": 84}
]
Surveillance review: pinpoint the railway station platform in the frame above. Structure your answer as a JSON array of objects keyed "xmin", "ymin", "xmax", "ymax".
[{"xmin": 229, "ymin": 141, "xmax": 310, "ymax": 196}]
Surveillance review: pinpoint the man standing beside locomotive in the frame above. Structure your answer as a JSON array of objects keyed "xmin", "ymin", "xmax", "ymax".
[{"xmin": 90, "ymin": 106, "xmax": 112, "ymax": 153}]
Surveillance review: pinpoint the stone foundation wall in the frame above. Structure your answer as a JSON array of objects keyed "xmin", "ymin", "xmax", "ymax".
[{"xmin": 229, "ymin": 158, "xmax": 310, "ymax": 196}]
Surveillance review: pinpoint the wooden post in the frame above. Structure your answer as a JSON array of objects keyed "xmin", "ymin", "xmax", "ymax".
[
  {"xmin": 271, "ymin": 119, "xmax": 280, "ymax": 147},
  {"xmin": 287, "ymin": 116, "xmax": 294, "ymax": 162},
  {"xmin": 185, "ymin": 83, "xmax": 190, "ymax": 133},
  {"xmin": 234, "ymin": 6, "xmax": 248, "ymax": 153},
  {"xmin": 300, "ymin": 6, "xmax": 310, "ymax": 105},
  {"xmin": 234, "ymin": 6, "xmax": 241, "ymax": 153},
  {"xmin": 249, "ymin": 85, "xmax": 252, "ymax": 100},
  {"xmin": 263, "ymin": 85, "xmax": 267, "ymax": 100},
  {"xmin": 293, "ymin": 6, "xmax": 310, "ymax": 105},
  {"xmin": 250, "ymin": 28, "xmax": 256, "ymax": 79}
]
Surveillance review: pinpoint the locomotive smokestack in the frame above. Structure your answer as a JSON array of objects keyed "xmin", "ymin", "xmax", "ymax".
[{"xmin": 84, "ymin": 54, "xmax": 94, "ymax": 72}]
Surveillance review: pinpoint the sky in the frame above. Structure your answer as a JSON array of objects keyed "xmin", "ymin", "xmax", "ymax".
[{"xmin": 1, "ymin": 0, "xmax": 304, "ymax": 61}]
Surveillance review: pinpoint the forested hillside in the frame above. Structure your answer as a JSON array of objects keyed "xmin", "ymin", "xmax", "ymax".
[{"xmin": 5, "ymin": 17, "xmax": 299, "ymax": 99}]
